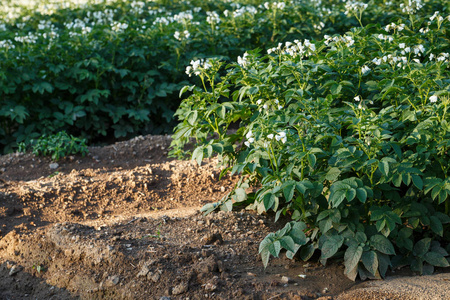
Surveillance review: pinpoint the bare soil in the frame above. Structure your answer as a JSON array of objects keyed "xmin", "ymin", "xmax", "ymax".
[{"xmin": 0, "ymin": 134, "xmax": 449, "ymax": 300}]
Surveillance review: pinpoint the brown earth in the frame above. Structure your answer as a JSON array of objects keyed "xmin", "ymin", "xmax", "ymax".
[{"xmin": 0, "ymin": 134, "xmax": 449, "ymax": 300}]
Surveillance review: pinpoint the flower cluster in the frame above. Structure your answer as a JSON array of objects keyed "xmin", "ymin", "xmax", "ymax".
[
  {"xmin": 206, "ymin": 11, "xmax": 221, "ymax": 25},
  {"xmin": 174, "ymin": 30, "xmax": 190, "ymax": 41},
  {"xmin": 372, "ymin": 55, "xmax": 408, "ymax": 69},
  {"xmin": 376, "ymin": 34, "xmax": 394, "ymax": 43},
  {"xmin": 14, "ymin": 32, "xmax": 38, "ymax": 44},
  {"xmin": 0, "ymin": 40, "xmax": 15, "ymax": 50},
  {"xmin": 429, "ymin": 95, "xmax": 438, "ymax": 103},
  {"xmin": 430, "ymin": 11, "xmax": 444, "ymax": 22},
  {"xmin": 130, "ymin": 1, "xmax": 145, "ymax": 15},
  {"xmin": 237, "ymin": 52, "xmax": 250, "ymax": 68},
  {"xmin": 268, "ymin": 39, "xmax": 316, "ymax": 58},
  {"xmin": 384, "ymin": 22, "xmax": 405, "ymax": 32},
  {"xmin": 244, "ymin": 130, "xmax": 254, "ymax": 147},
  {"xmin": 429, "ymin": 53, "xmax": 450, "ymax": 63},
  {"xmin": 224, "ymin": 5, "xmax": 258, "ymax": 18},
  {"xmin": 264, "ymin": 2, "xmax": 286, "ymax": 10},
  {"xmin": 153, "ymin": 17, "xmax": 171, "ymax": 26},
  {"xmin": 344, "ymin": 1, "xmax": 369, "ymax": 15},
  {"xmin": 256, "ymin": 99, "xmax": 283, "ymax": 111},
  {"xmin": 185, "ymin": 59, "xmax": 212, "ymax": 77},
  {"xmin": 361, "ymin": 65, "xmax": 371, "ymax": 75},
  {"xmin": 173, "ymin": 10, "xmax": 194, "ymax": 23},
  {"xmin": 313, "ymin": 22, "xmax": 325, "ymax": 31},
  {"xmin": 244, "ymin": 129, "xmax": 287, "ymax": 148},
  {"xmin": 111, "ymin": 21, "xmax": 129, "ymax": 33},
  {"xmin": 323, "ymin": 34, "xmax": 355, "ymax": 47},
  {"xmin": 274, "ymin": 131, "xmax": 287, "ymax": 143},
  {"xmin": 399, "ymin": 0, "xmax": 423, "ymax": 14}
]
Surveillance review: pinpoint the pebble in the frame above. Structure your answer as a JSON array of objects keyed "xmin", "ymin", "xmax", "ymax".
[
  {"xmin": 204, "ymin": 282, "xmax": 217, "ymax": 292},
  {"xmin": 281, "ymin": 276, "xmax": 294, "ymax": 284},
  {"xmin": 49, "ymin": 163, "xmax": 59, "ymax": 169},
  {"xmin": 107, "ymin": 275, "xmax": 120, "ymax": 286},
  {"xmin": 137, "ymin": 265, "xmax": 150, "ymax": 278},
  {"xmin": 172, "ymin": 282, "xmax": 188, "ymax": 295},
  {"xmin": 9, "ymin": 265, "xmax": 23, "ymax": 276},
  {"xmin": 201, "ymin": 233, "xmax": 223, "ymax": 245},
  {"xmin": 148, "ymin": 270, "xmax": 161, "ymax": 283}
]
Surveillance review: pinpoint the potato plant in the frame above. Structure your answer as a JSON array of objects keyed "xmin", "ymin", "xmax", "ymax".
[
  {"xmin": 172, "ymin": 1, "xmax": 450, "ymax": 280},
  {"xmin": 1, "ymin": 0, "xmax": 443, "ymax": 153}
]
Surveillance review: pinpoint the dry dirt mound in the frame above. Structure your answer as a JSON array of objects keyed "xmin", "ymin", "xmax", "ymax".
[{"xmin": 0, "ymin": 134, "xmax": 449, "ymax": 299}]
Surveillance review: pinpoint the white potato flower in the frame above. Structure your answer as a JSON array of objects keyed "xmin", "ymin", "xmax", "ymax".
[{"xmin": 275, "ymin": 131, "xmax": 287, "ymax": 143}]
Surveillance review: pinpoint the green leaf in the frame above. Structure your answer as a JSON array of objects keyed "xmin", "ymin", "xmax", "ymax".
[
  {"xmin": 356, "ymin": 188, "xmax": 367, "ymax": 203},
  {"xmin": 370, "ymin": 235, "xmax": 395, "ymax": 255},
  {"xmin": 329, "ymin": 182, "xmax": 351, "ymax": 207},
  {"xmin": 234, "ymin": 188, "xmax": 247, "ymax": 202},
  {"xmin": 307, "ymin": 153, "xmax": 316, "ymax": 168},
  {"xmin": 392, "ymin": 173, "xmax": 402, "ymax": 187},
  {"xmin": 261, "ymin": 249, "xmax": 270, "ymax": 268},
  {"xmin": 289, "ymin": 222, "xmax": 307, "ymax": 245},
  {"xmin": 355, "ymin": 232, "xmax": 367, "ymax": 244},
  {"xmin": 378, "ymin": 160, "xmax": 389, "ymax": 177},
  {"xmin": 172, "ymin": 126, "xmax": 192, "ymax": 140},
  {"xmin": 212, "ymin": 143, "xmax": 224, "ymax": 154},
  {"xmin": 187, "ymin": 111, "xmax": 198, "ymax": 126},
  {"xmin": 424, "ymin": 252, "xmax": 450, "ymax": 267},
  {"xmin": 430, "ymin": 216, "xmax": 443, "ymax": 237},
  {"xmin": 280, "ymin": 236, "xmax": 296, "ymax": 253},
  {"xmin": 413, "ymin": 238, "xmax": 431, "ymax": 257},
  {"xmin": 263, "ymin": 193, "xmax": 276, "ymax": 211},
  {"xmin": 286, "ymin": 244, "xmax": 301, "ymax": 259},
  {"xmin": 438, "ymin": 190, "xmax": 448, "ymax": 204},
  {"xmin": 269, "ymin": 240, "xmax": 281, "ymax": 258},
  {"xmin": 411, "ymin": 174, "xmax": 423, "ymax": 190},
  {"xmin": 319, "ymin": 218, "xmax": 333, "ymax": 234},
  {"xmin": 330, "ymin": 83, "xmax": 342, "ymax": 95},
  {"xmin": 345, "ymin": 188, "xmax": 356, "ymax": 202},
  {"xmin": 325, "ymin": 167, "xmax": 341, "ymax": 181},
  {"xmin": 377, "ymin": 252, "xmax": 391, "ymax": 278},
  {"xmin": 192, "ymin": 146, "xmax": 204, "ymax": 166},
  {"xmin": 179, "ymin": 85, "xmax": 191, "ymax": 97},
  {"xmin": 344, "ymin": 245, "xmax": 363, "ymax": 277},
  {"xmin": 361, "ymin": 251, "xmax": 378, "ymax": 276},
  {"xmin": 410, "ymin": 257, "xmax": 423, "ymax": 274},
  {"xmin": 283, "ymin": 184, "xmax": 295, "ymax": 202},
  {"xmin": 321, "ymin": 235, "xmax": 344, "ymax": 259},
  {"xmin": 300, "ymin": 244, "xmax": 316, "ymax": 261}
]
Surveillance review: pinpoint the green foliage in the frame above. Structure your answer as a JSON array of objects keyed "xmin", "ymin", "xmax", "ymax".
[
  {"xmin": 19, "ymin": 131, "xmax": 88, "ymax": 161},
  {"xmin": 1, "ymin": 0, "xmax": 439, "ymax": 153},
  {"xmin": 172, "ymin": 1, "xmax": 450, "ymax": 280}
]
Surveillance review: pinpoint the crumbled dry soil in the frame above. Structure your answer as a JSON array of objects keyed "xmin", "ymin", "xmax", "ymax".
[{"xmin": 0, "ymin": 134, "xmax": 449, "ymax": 300}]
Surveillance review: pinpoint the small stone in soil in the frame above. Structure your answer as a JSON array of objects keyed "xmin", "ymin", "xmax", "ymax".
[
  {"xmin": 171, "ymin": 282, "xmax": 188, "ymax": 295},
  {"xmin": 148, "ymin": 270, "xmax": 161, "ymax": 283},
  {"xmin": 201, "ymin": 233, "xmax": 223, "ymax": 245},
  {"xmin": 137, "ymin": 265, "xmax": 150, "ymax": 278},
  {"xmin": 204, "ymin": 282, "xmax": 217, "ymax": 292},
  {"xmin": 107, "ymin": 275, "xmax": 120, "ymax": 286},
  {"xmin": 9, "ymin": 265, "xmax": 23, "ymax": 276},
  {"xmin": 281, "ymin": 276, "xmax": 294, "ymax": 284},
  {"xmin": 49, "ymin": 163, "xmax": 59, "ymax": 169}
]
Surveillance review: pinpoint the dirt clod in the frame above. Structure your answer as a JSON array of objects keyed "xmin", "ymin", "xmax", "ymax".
[
  {"xmin": 171, "ymin": 282, "xmax": 188, "ymax": 295},
  {"xmin": 0, "ymin": 134, "xmax": 449, "ymax": 300}
]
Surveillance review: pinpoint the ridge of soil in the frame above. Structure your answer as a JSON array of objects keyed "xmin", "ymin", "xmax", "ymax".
[{"xmin": 0, "ymin": 134, "xmax": 449, "ymax": 300}]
